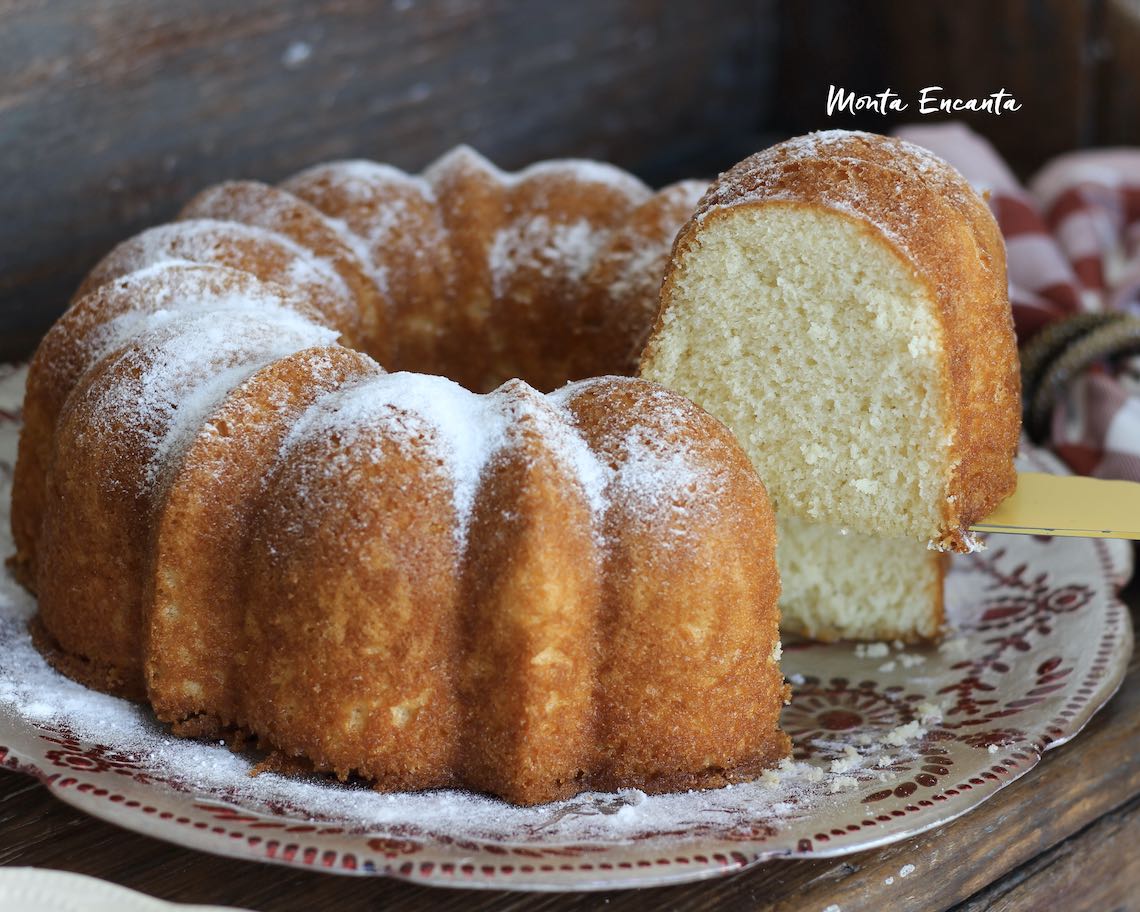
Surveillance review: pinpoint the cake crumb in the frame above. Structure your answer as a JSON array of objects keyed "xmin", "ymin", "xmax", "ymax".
[
  {"xmin": 916, "ymin": 701, "xmax": 944, "ymax": 723},
  {"xmin": 938, "ymin": 636, "xmax": 970, "ymax": 659},
  {"xmin": 988, "ymin": 743, "xmax": 1000, "ymax": 754},
  {"xmin": 829, "ymin": 745, "xmax": 863, "ymax": 774},
  {"xmin": 855, "ymin": 642, "xmax": 890, "ymax": 659},
  {"xmin": 883, "ymin": 721, "xmax": 925, "ymax": 746},
  {"xmin": 899, "ymin": 863, "xmax": 916, "ymax": 878},
  {"xmin": 884, "ymin": 876, "xmax": 895, "ymax": 885},
  {"xmin": 878, "ymin": 660, "xmax": 897, "ymax": 673},
  {"xmin": 828, "ymin": 775, "xmax": 859, "ymax": 793}
]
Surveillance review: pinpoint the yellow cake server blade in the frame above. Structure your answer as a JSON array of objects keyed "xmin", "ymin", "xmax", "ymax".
[{"xmin": 971, "ymin": 472, "xmax": 1140, "ymax": 540}]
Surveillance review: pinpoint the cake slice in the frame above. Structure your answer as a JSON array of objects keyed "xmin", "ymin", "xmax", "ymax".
[
  {"xmin": 641, "ymin": 130, "xmax": 1019, "ymax": 641},
  {"xmin": 640, "ymin": 130, "xmax": 1020, "ymax": 552}
]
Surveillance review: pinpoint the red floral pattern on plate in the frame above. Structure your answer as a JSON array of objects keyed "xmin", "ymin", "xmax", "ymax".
[{"xmin": 43, "ymin": 736, "xmax": 153, "ymax": 783}]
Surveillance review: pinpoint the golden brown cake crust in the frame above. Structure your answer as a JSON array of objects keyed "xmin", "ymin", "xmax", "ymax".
[
  {"xmin": 179, "ymin": 180, "xmax": 381, "ymax": 351},
  {"xmin": 35, "ymin": 310, "xmax": 336, "ymax": 696},
  {"xmin": 455, "ymin": 384, "xmax": 602, "ymax": 804},
  {"xmin": 145, "ymin": 346, "xmax": 382, "ymax": 730},
  {"xmin": 8, "ymin": 265, "xmax": 324, "ymax": 589},
  {"xmin": 218, "ymin": 373, "xmax": 789, "ymax": 806},
  {"xmin": 644, "ymin": 131, "xmax": 1020, "ymax": 549},
  {"xmin": 560, "ymin": 379, "xmax": 790, "ymax": 794},
  {"xmin": 29, "ymin": 615, "xmax": 146, "ymax": 701},
  {"xmin": 225, "ymin": 374, "xmax": 791, "ymax": 805},
  {"xmin": 11, "ymin": 152, "xmax": 707, "ymax": 593},
  {"xmin": 11, "ymin": 147, "xmax": 790, "ymax": 806}
]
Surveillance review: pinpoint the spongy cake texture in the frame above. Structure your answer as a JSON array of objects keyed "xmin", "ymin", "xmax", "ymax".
[
  {"xmin": 777, "ymin": 518, "xmax": 945, "ymax": 643},
  {"xmin": 641, "ymin": 130, "xmax": 1020, "ymax": 552}
]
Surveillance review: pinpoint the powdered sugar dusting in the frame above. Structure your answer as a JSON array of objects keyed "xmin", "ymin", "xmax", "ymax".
[
  {"xmin": 286, "ymin": 159, "xmax": 435, "ymax": 203},
  {"xmin": 489, "ymin": 216, "xmax": 606, "ymax": 298},
  {"xmin": 181, "ymin": 183, "xmax": 383, "ymax": 301},
  {"xmin": 604, "ymin": 181, "xmax": 706, "ymax": 303},
  {"xmin": 491, "ymin": 380, "xmax": 611, "ymax": 527},
  {"xmin": 183, "ymin": 181, "xmax": 291, "ymax": 225},
  {"xmin": 616, "ymin": 429, "xmax": 711, "ymax": 529},
  {"xmin": 0, "ymin": 547, "xmax": 986, "ymax": 849},
  {"xmin": 550, "ymin": 378, "xmax": 726, "ymax": 539},
  {"xmin": 321, "ymin": 211, "xmax": 389, "ymax": 294},
  {"xmin": 280, "ymin": 372, "xmax": 506, "ymax": 551},
  {"xmin": 515, "ymin": 159, "xmax": 648, "ymax": 199},
  {"xmin": 697, "ymin": 129, "xmax": 983, "ymax": 259},
  {"xmin": 424, "ymin": 144, "xmax": 650, "ymax": 201},
  {"xmin": 92, "ymin": 220, "xmax": 354, "ymax": 319},
  {"xmin": 422, "ymin": 144, "xmax": 499, "ymax": 184},
  {"xmin": 0, "ymin": 601, "xmax": 819, "ymax": 844},
  {"xmin": 604, "ymin": 242, "xmax": 669, "ymax": 301},
  {"xmin": 281, "ymin": 161, "xmax": 443, "ymax": 295},
  {"xmin": 277, "ymin": 373, "xmax": 614, "ymax": 553},
  {"xmin": 0, "ymin": 533, "xmax": 822, "ymax": 845},
  {"xmin": 61, "ymin": 266, "xmax": 333, "ymax": 413},
  {"xmin": 539, "ymin": 412, "xmax": 610, "ymax": 525},
  {"xmin": 728, "ymin": 130, "xmax": 975, "ymax": 203},
  {"xmin": 263, "ymin": 146, "xmax": 686, "ymax": 357},
  {"xmin": 83, "ymin": 311, "xmax": 335, "ymax": 492}
]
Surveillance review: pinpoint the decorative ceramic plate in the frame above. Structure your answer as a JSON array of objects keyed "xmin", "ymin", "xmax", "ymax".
[{"xmin": 0, "ymin": 363, "xmax": 1133, "ymax": 891}]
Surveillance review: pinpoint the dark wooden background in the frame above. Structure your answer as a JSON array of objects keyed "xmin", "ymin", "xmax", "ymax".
[{"xmin": 2, "ymin": 0, "xmax": 1140, "ymax": 361}]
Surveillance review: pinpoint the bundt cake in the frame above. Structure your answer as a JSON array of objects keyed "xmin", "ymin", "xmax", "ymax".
[
  {"xmin": 640, "ymin": 129, "xmax": 1020, "ymax": 554},
  {"xmin": 10, "ymin": 148, "xmax": 789, "ymax": 806}
]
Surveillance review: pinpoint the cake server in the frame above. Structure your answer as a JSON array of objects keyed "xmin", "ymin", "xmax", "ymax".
[{"xmin": 971, "ymin": 471, "xmax": 1140, "ymax": 540}]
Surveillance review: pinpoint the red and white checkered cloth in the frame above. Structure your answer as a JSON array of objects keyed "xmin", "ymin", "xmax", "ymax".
[{"xmin": 896, "ymin": 123, "xmax": 1140, "ymax": 482}]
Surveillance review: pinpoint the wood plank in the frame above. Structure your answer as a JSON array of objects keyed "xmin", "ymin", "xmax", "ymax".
[
  {"xmin": 775, "ymin": 0, "xmax": 1092, "ymax": 178},
  {"xmin": 1096, "ymin": 0, "xmax": 1140, "ymax": 150},
  {"xmin": 1, "ymin": 597, "xmax": 1136, "ymax": 911},
  {"xmin": 952, "ymin": 792, "xmax": 1140, "ymax": 911}
]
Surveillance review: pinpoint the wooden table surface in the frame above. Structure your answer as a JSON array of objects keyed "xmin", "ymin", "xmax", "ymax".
[{"xmin": 2, "ymin": 580, "xmax": 1138, "ymax": 911}]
